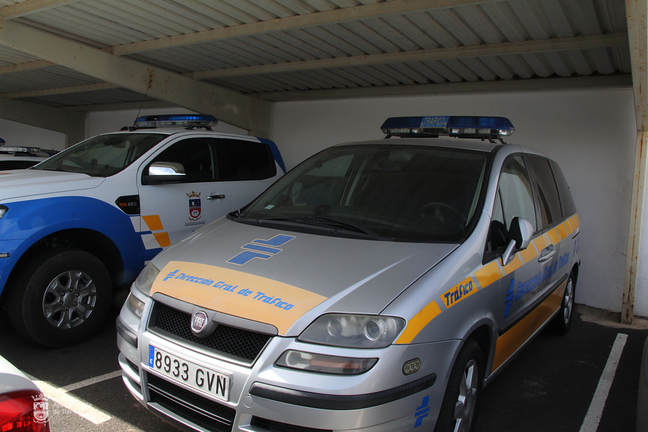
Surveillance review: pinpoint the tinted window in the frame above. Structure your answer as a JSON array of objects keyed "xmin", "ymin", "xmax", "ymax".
[
  {"xmin": 0, "ymin": 160, "xmax": 40, "ymax": 170},
  {"xmin": 150, "ymin": 138, "xmax": 215, "ymax": 183},
  {"xmin": 550, "ymin": 160, "xmax": 577, "ymax": 217},
  {"xmin": 216, "ymin": 140, "xmax": 276, "ymax": 180},
  {"xmin": 527, "ymin": 156, "xmax": 562, "ymax": 229}
]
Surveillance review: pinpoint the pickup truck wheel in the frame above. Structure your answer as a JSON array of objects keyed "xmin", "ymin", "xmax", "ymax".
[{"xmin": 7, "ymin": 249, "xmax": 112, "ymax": 347}]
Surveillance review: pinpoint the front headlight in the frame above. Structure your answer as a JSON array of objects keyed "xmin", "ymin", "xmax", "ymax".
[
  {"xmin": 298, "ymin": 314, "xmax": 405, "ymax": 348},
  {"xmin": 134, "ymin": 261, "xmax": 160, "ymax": 296},
  {"xmin": 126, "ymin": 292, "xmax": 145, "ymax": 318},
  {"xmin": 0, "ymin": 205, "xmax": 7, "ymax": 219}
]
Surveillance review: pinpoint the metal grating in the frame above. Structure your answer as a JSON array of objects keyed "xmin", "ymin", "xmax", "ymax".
[
  {"xmin": 148, "ymin": 301, "xmax": 272, "ymax": 365},
  {"xmin": 148, "ymin": 373, "xmax": 235, "ymax": 432}
]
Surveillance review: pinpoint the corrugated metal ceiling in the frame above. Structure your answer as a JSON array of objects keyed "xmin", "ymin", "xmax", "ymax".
[{"xmin": 0, "ymin": 0, "xmax": 632, "ymax": 110}]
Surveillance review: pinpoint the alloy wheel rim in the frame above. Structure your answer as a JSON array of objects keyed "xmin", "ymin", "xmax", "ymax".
[
  {"xmin": 453, "ymin": 359, "xmax": 479, "ymax": 432},
  {"xmin": 563, "ymin": 278, "xmax": 573, "ymax": 324},
  {"xmin": 42, "ymin": 270, "xmax": 97, "ymax": 329}
]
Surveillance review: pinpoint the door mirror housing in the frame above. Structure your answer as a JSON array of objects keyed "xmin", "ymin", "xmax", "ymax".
[
  {"xmin": 142, "ymin": 162, "xmax": 186, "ymax": 185},
  {"xmin": 501, "ymin": 217, "xmax": 534, "ymax": 266}
]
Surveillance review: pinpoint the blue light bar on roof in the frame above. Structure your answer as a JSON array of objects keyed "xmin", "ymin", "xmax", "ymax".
[
  {"xmin": 1, "ymin": 146, "xmax": 40, "ymax": 154},
  {"xmin": 381, "ymin": 116, "xmax": 515, "ymax": 140},
  {"xmin": 134, "ymin": 114, "xmax": 218, "ymax": 129}
]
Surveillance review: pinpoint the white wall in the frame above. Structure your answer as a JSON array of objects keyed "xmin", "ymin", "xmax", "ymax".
[
  {"xmin": 0, "ymin": 118, "xmax": 66, "ymax": 150},
  {"xmin": 0, "ymin": 89, "xmax": 639, "ymax": 314},
  {"xmin": 269, "ymin": 88, "xmax": 638, "ymax": 314}
]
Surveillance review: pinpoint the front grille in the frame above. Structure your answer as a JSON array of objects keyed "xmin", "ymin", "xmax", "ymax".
[
  {"xmin": 251, "ymin": 417, "xmax": 332, "ymax": 432},
  {"xmin": 148, "ymin": 302, "xmax": 272, "ymax": 365},
  {"xmin": 147, "ymin": 373, "xmax": 236, "ymax": 432}
]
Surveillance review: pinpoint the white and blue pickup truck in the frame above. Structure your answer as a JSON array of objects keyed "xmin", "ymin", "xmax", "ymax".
[{"xmin": 0, "ymin": 114, "xmax": 285, "ymax": 348}]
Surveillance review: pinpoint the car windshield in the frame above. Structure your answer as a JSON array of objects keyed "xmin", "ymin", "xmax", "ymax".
[
  {"xmin": 34, "ymin": 133, "xmax": 166, "ymax": 177},
  {"xmin": 236, "ymin": 144, "xmax": 490, "ymax": 242}
]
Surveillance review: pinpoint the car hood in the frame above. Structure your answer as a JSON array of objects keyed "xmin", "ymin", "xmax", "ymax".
[
  {"xmin": 149, "ymin": 219, "xmax": 458, "ymax": 336},
  {"xmin": 0, "ymin": 170, "xmax": 104, "ymax": 201}
]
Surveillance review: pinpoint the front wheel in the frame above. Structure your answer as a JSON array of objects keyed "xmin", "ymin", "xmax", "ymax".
[
  {"xmin": 7, "ymin": 249, "xmax": 112, "ymax": 347},
  {"xmin": 434, "ymin": 339, "xmax": 483, "ymax": 432}
]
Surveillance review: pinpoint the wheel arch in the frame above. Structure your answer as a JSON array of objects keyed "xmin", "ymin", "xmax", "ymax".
[
  {"xmin": 571, "ymin": 263, "xmax": 579, "ymax": 286},
  {"xmin": 3, "ymin": 228, "xmax": 125, "ymax": 301},
  {"xmin": 464, "ymin": 324, "xmax": 493, "ymax": 378}
]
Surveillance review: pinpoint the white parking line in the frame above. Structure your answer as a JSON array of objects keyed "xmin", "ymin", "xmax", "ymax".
[
  {"xmin": 62, "ymin": 370, "xmax": 122, "ymax": 392},
  {"xmin": 579, "ymin": 333, "xmax": 628, "ymax": 432},
  {"xmin": 28, "ymin": 370, "xmax": 121, "ymax": 425}
]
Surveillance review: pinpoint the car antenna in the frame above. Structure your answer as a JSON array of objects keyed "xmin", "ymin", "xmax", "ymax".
[{"xmin": 121, "ymin": 89, "xmax": 149, "ymax": 131}]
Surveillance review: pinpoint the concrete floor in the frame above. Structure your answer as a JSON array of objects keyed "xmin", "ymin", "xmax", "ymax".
[{"xmin": 0, "ymin": 303, "xmax": 646, "ymax": 432}]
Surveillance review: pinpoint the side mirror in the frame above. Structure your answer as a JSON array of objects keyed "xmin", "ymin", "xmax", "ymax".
[
  {"xmin": 501, "ymin": 217, "xmax": 534, "ymax": 266},
  {"xmin": 142, "ymin": 162, "xmax": 186, "ymax": 185}
]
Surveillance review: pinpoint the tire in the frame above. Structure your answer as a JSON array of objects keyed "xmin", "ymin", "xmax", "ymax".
[
  {"xmin": 7, "ymin": 248, "xmax": 112, "ymax": 348},
  {"xmin": 548, "ymin": 272, "xmax": 575, "ymax": 335},
  {"xmin": 434, "ymin": 339, "xmax": 483, "ymax": 432}
]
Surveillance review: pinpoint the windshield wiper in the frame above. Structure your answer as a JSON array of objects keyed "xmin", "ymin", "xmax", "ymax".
[{"xmin": 259, "ymin": 216, "xmax": 382, "ymax": 239}]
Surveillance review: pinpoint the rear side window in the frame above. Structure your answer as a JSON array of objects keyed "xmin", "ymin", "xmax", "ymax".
[
  {"xmin": 216, "ymin": 139, "xmax": 276, "ymax": 180},
  {"xmin": 527, "ymin": 156, "xmax": 562, "ymax": 229},
  {"xmin": 550, "ymin": 160, "xmax": 577, "ymax": 217}
]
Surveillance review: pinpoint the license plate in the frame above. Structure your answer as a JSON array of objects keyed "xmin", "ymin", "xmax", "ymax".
[{"xmin": 148, "ymin": 345, "xmax": 230, "ymax": 401}]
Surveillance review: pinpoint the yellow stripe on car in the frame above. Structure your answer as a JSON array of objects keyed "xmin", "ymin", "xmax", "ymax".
[
  {"xmin": 151, "ymin": 261, "xmax": 328, "ymax": 335},
  {"xmin": 395, "ymin": 300, "xmax": 442, "ymax": 344},
  {"xmin": 142, "ymin": 214, "xmax": 171, "ymax": 248},
  {"xmin": 143, "ymin": 215, "xmax": 164, "ymax": 231}
]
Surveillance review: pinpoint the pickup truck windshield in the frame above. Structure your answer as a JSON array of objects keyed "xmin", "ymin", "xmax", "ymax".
[
  {"xmin": 35, "ymin": 133, "xmax": 166, "ymax": 177},
  {"xmin": 237, "ymin": 144, "xmax": 490, "ymax": 242}
]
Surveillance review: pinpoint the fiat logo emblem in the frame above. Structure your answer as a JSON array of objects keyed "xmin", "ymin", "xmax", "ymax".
[{"xmin": 191, "ymin": 311, "xmax": 208, "ymax": 333}]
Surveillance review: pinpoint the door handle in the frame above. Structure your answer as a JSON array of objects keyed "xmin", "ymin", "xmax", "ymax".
[
  {"xmin": 538, "ymin": 244, "xmax": 556, "ymax": 263},
  {"xmin": 206, "ymin": 194, "xmax": 226, "ymax": 200}
]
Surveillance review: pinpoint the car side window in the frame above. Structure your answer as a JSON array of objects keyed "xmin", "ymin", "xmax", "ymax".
[
  {"xmin": 486, "ymin": 155, "xmax": 536, "ymax": 257},
  {"xmin": 215, "ymin": 139, "xmax": 276, "ymax": 181},
  {"xmin": 527, "ymin": 156, "xmax": 562, "ymax": 229},
  {"xmin": 550, "ymin": 160, "xmax": 577, "ymax": 217},
  {"xmin": 149, "ymin": 138, "xmax": 215, "ymax": 183},
  {"xmin": 0, "ymin": 160, "xmax": 39, "ymax": 170},
  {"xmin": 498, "ymin": 156, "xmax": 537, "ymax": 229}
]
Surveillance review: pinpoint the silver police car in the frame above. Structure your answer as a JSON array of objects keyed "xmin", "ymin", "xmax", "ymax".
[{"xmin": 117, "ymin": 116, "xmax": 580, "ymax": 432}]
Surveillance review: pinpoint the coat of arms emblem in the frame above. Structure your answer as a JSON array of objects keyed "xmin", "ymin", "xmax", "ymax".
[
  {"xmin": 187, "ymin": 191, "xmax": 201, "ymax": 221},
  {"xmin": 32, "ymin": 393, "xmax": 49, "ymax": 424}
]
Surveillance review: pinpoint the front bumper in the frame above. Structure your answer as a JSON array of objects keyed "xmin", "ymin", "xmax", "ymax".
[{"xmin": 116, "ymin": 294, "xmax": 459, "ymax": 432}]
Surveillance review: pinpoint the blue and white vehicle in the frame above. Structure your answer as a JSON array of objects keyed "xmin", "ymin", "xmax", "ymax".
[{"xmin": 0, "ymin": 114, "xmax": 285, "ymax": 347}]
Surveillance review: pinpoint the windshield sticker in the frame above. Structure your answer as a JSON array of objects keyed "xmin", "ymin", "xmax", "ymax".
[
  {"xmin": 227, "ymin": 234, "xmax": 296, "ymax": 265},
  {"xmin": 152, "ymin": 261, "xmax": 326, "ymax": 334}
]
